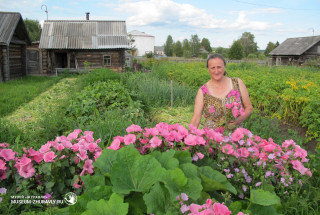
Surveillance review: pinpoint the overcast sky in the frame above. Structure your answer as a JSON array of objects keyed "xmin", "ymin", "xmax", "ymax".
[{"xmin": 1, "ymin": 0, "xmax": 319, "ymax": 49}]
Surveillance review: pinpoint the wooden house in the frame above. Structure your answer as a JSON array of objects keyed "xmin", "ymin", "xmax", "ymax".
[
  {"xmin": 0, "ymin": 12, "xmax": 31, "ymax": 82},
  {"xmin": 269, "ymin": 36, "xmax": 320, "ymax": 66},
  {"xmin": 39, "ymin": 20, "xmax": 130, "ymax": 74}
]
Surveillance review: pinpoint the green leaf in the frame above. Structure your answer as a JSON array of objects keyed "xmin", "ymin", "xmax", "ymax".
[
  {"xmin": 163, "ymin": 168, "xmax": 188, "ymax": 200},
  {"xmin": 249, "ymin": 204, "xmax": 279, "ymax": 215},
  {"xmin": 111, "ymin": 146, "xmax": 164, "ymax": 194},
  {"xmin": 143, "ymin": 182, "xmax": 178, "ymax": 215},
  {"xmin": 198, "ymin": 166, "xmax": 237, "ymax": 194},
  {"xmin": 250, "ymin": 189, "xmax": 281, "ymax": 206},
  {"xmin": 94, "ymin": 149, "xmax": 118, "ymax": 176},
  {"xmin": 173, "ymin": 150, "xmax": 192, "ymax": 164},
  {"xmin": 179, "ymin": 163, "xmax": 201, "ymax": 183},
  {"xmin": 125, "ymin": 192, "xmax": 147, "ymax": 215},
  {"xmin": 229, "ymin": 201, "xmax": 242, "ymax": 215},
  {"xmin": 44, "ymin": 181, "xmax": 55, "ymax": 192},
  {"xmin": 39, "ymin": 163, "xmax": 52, "ymax": 175},
  {"xmin": 81, "ymin": 175, "xmax": 106, "ymax": 190},
  {"xmin": 150, "ymin": 149, "xmax": 179, "ymax": 170},
  {"xmin": 82, "ymin": 193, "xmax": 128, "ymax": 215},
  {"xmin": 68, "ymin": 186, "xmax": 113, "ymax": 214}
]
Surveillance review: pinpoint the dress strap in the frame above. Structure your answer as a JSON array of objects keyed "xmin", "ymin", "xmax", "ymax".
[
  {"xmin": 200, "ymin": 84, "xmax": 209, "ymax": 95},
  {"xmin": 231, "ymin": 78, "xmax": 240, "ymax": 91}
]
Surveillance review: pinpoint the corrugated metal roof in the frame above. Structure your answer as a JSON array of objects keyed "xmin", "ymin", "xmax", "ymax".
[
  {"xmin": 0, "ymin": 12, "xmax": 31, "ymax": 45},
  {"xmin": 39, "ymin": 20, "xmax": 130, "ymax": 49},
  {"xmin": 270, "ymin": 36, "xmax": 320, "ymax": 56}
]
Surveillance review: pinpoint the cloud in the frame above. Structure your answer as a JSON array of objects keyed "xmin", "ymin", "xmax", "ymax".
[
  {"xmin": 0, "ymin": 0, "xmax": 44, "ymax": 11},
  {"xmin": 116, "ymin": 0, "xmax": 279, "ymax": 31},
  {"xmin": 116, "ymin": 0, "xmax": 226, "ymax": 28}
]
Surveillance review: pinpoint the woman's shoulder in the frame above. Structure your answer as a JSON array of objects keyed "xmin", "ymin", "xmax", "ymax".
[{"xmin": 200, "ymin": 82, "xmax": 209, "ymax": 95}]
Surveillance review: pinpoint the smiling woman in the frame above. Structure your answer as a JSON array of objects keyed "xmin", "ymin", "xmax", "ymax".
[{"xmin": 190, "ymin": 53, "xmax": 252, "ymax": 131}]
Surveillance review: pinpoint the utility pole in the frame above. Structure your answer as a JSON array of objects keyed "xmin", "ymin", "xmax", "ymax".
[{"xmin": 41, "ymin": 4, "xmax": 48, "ymax": 20}]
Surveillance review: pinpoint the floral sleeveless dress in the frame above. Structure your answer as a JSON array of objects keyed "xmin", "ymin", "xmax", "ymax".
[{"xmin": 201, "ymin": 77, "xmax": 243, "ymax": 130}]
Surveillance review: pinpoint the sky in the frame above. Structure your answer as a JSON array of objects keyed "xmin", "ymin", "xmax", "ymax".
[{"xmin": 1, "ymin": 0, "xmax": 319, "ymax": 49}]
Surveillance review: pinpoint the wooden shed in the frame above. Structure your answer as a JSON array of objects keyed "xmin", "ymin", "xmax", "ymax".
[
  {"xmin": 39, "ymin": 20, "xmax": 130, "ymax": 74},
  {"xmin": 0, "ymin": 12, "xmax": 31, "ymax": 82},
  {"xmin": 269, "ymin": 36, "xmax": 320, "ymax": 66}
]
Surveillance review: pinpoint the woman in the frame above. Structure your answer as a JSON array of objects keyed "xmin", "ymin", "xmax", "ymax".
[{"xmin": 190, "ymin": 54, "xmax": 252, "ymax": 130}]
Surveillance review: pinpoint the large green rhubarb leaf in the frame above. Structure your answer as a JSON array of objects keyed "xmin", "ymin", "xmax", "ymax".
[
  {"xmin": 198, "ymin": 166, "xmax": 237, "ymax": 194},
  {"xmin": 143, "ymin": 182, "xmax": 178, "ymax": 215},
  {"xmin": 250, "ymin": 189, "xmax": 281, "ymax": 206},
  {"xmin": 94, "ymin": 149, "xmax": 118, "ymax": 176},
  {"xmin": 82, "ymin": 193, "xmax": 128, "ymax": 215},
  {"xmin": 150, "ymin": 149, "xmax": 179, "ymax": 170},
  {"xmin": 111, "ymin": 146, "xmax": 165, "ymax": 194}
]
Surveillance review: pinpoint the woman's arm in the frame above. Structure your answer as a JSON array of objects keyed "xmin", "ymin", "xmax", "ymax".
[
  {"xmin": 190, "ymin": 88, "xmax": 204, "ymax": 128},
  {"xmin": 231, "ymin": 78, "xmax": 253, "ymax": 126}
]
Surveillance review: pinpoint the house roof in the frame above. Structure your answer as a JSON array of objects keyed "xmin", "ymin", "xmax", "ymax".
[
  {"xmin": 269, "ymin": 35, "xmax": 320, "ymax": 56},
  {"xmin": 154, "ymin": 46, "xmax": 164, "ymax": 52},
  {"xmin": 39, "ymin": 20, "xmax": 130, "ymax": 49},
  {"xmin": 0, "ymin": 11, "xmax": 31, "ymax": 45},
  {"xmin": 128, "ymin": 30, "xmax": 154, "ymax": 37}
]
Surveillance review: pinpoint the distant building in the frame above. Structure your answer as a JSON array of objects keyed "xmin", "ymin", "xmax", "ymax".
[
  {"xmin": 154, "ymin": 46, "xmax": 166, "ymax": 57},
  {"xmin": 0, "ymin": 12, "xmax": 31, "ymax": 82},
  {"xmin": 128, "ymin": 30, "xmax": 155, "ymax": 56},
  {"xmin": 269, "ymin": 36, "xmax": 320, "ymax": 66},
  {"xmin": 39, "ymin": 19, "xmax": 130, "ymax": 73}
]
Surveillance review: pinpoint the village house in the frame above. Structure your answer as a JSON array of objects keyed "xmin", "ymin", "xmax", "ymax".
[
  {"xmin": 0, "ymin": 12, "xmax": 31, "ymax": 82},
  {"xmin": 39, "ymin": 15, "xmax": 130, "ymax": 74},
  {"xmin": 154, "ymin": 46, "xmax": 166, "ymax": 57},
  {"xmin": 128, "ymin": 30, "xmax": 155, "ymax": 57},
  {"xmin": 269, "ymin": 35, "xmax": 320, "ymax": 66}
]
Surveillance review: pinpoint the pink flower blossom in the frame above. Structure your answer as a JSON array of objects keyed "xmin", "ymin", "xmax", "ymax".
[
  {"xmin": 0, "ymin": 160, "xmax": 6, "ymax": 170},
  {"xmin": 44, "ymin": 151, "xmax": 57, "ymax": 162},
  {"xmin": 126, "ymin": 124, "xmax": 143, "ymax": 133},
  {"xmin": 222, "ymin": 144, "xmax": 235, "ymax": 155},
  {"xmin": 80, "ymin": 159, "xmax": 94, "ymax": 176},
  {"xmin": 231, "ymin": 128, "xmax": 244, "ymax": 142},
  {"xmin": 238, "ymin": 147, "xmax": 250, "ymax": 158},
  {"xmin": 184, "ymin": 134, "xmax": 197, "ymax": 146},
  {"xmin": 72, "ymin": 144, "xmax": 80, "ymax": 152},
  {"xmin": 88, "ymin": 142, "xmax": 98, "ymax": 152},
  {"xmin": 67, "ymin": 131, "xmax": 79, "ymax": 141},
  {"xmin": 150, "ymin": 136, "xmax": 162, "ymax": 148},
  {"xmin": 39, "ymin": 143, "xmax": 51, "ymax": 153},
  {"xmin": 16, "ymin": 162, "xmax": 35, "ymax": 178},
  {"xmin": 197, "ymin": 152, "xmax": 204, "ymax": 160},
  {"xmin": 0, "ymin": 149, "xmax": 15, "ymax": 161},
  {"xmin": 232, "ymin": 107, "xmax": 239, "ymax": 118},
  {"xmin": 107, "ymin": 139, "xmax": 121, "ymax": 150},
  {"xmin": 181, "ymin": 193, "xmax": 189, "ymax": 201},
  {"xmin": 77, "ymin": 150, "xmax": 88, "ymax": 161},
  {"xmin": 264, "ymin": 144, "xmax": 276, "ymax": 152},
  {"xmin": 213, "ymin": 202, "xmax": 232, "ymax": 215},
  {"xmin": 291, "ymin": 160, "xmax": 308, "ymax": 175},
  {"xmin": 124, "ymin": 134, "xmax": 136, "ymax": 145},
  {"xmin": 180, "ymin": 204, "xmax": 189, "ymax": 213}
]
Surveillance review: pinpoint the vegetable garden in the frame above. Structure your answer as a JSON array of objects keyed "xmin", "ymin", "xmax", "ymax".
[{"xmin": 0, "ymin": 61, "xmax": 319, "ymax": 214}]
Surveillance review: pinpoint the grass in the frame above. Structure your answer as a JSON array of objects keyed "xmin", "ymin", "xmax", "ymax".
[{"xmin": 0, "ymin": 76, "xmax": 63, "ymax": 117}]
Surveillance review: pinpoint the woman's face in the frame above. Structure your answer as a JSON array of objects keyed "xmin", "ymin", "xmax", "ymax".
[{"xmin": 207, "ymin": 58, "xmax": 225, "ymax": 81}]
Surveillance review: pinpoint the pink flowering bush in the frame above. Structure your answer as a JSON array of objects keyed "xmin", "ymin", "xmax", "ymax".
[
  {"xmin": 0, "ymin": 129, "xmax": 102, "ymax": 202},
  {"xmin": 108, "ymin": 122, "xmax": 312, "ymax": 200}
]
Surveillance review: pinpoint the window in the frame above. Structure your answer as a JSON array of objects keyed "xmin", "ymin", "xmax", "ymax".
[{"xmin": 104, "ymin": 55, "xmax": 111, "ymax": 66}]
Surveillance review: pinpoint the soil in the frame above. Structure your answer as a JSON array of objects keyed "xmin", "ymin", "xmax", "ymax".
[{"xmin": 278, "ymin": 120, "xmax": 318, "ymax": 153}]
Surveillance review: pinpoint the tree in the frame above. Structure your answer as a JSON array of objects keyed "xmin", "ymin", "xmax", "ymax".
[
  {"xmin": 189, "ymin": 34, "xmax": 201, "ymax": 57},
  {"xmin": 214, "ymin": 47, "xmax": 229, "ymax": 58},
  {"xmin": 239, "ymin": 32, "xmax": 258, "ymax": 57},
  {"xmin": 24, "ymin": 18, "xmax": 41, "ymax": 42},
  {"xmin": 264, "ymin": 42, "xmax": 276, "ymax": 56},
  {"xmin": 229, "ymin": 40, "xmax": 244, "ymax": 60},
  {"xmin": 173, "ymin": 41, "xmax": 183, "ymax": 57},
  {"xmin": 201, "ymin": 38, "xmax": 212, "ymax": 53},
  {"xmin": 164, "ymin": 35, "xmax": 174, "ymax": 57}
]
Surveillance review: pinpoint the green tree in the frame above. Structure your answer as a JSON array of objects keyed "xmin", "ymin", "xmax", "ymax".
[
  {"xmin": 190, "ymin": 34, "xmax": 201, "ymax": 57},
  {"xmin": 229, "ymin": 40, "xmax": 244, "ymax": 60},
  {"xmin": 214, "ymin": 47, "xmax": 229, "ymax": 58},
  {"xmin": 264, "ymin": 42, "xmax": 276, "ymax": 56},
  {"xmin": 201, "ymin": 38, "xmax": 212, "ymax": 53},
  {"xmin": 173, "ymin": 41, "xmax": 183, "ymax": 57},
  {"xmin": 239, "ymin": 32, "xmax": 258, "ymax": 57},
  {"xmin": 24, "ymin": 18, "xmax": 41, "ymax": 42},
  {"xmin": 164, "ymin": 35, "xmax": 174, "ymax": 57}
]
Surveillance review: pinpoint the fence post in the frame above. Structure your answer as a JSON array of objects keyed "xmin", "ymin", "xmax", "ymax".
[{"xmin": 171, "ymin": 80, "xmax": 173, "ymax": 108}]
